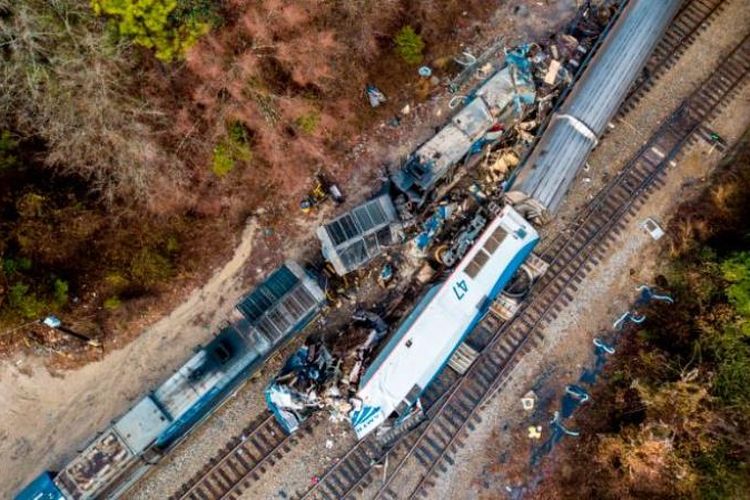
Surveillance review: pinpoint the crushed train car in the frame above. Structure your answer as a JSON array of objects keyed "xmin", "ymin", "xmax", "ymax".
[
  {"xmin": 265, "ymin": 342, "xmax": 340, "ymax": 433},
  {"xmin": 266, "ymin": 311, "xmax": 388, "ymax": 433},
  {"xmin": 392, "ymin": 47, "xmax": 537, "ymax": 205}
]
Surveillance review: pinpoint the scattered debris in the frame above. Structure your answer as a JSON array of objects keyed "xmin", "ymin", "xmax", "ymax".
[
  {"xmin": 265, "ymin": 340, "xmax": 341, "ymax": 433},
  {"xmin": 550, "ymin": 411, "xmax": 579, "ymax": 437},
  {"xmin": 366, "ymin": 85, "xmax": 387, "ymax": 108},
  {"xmin": 612, "ymin": 311, "xmax": 646, "ymax": 330},
  {"xmin": 300, "ymin": 173, "xmax": 344, "ymax": 213},
  {"xmin": 378, "ymin": 263, "xmax": 394, "ymax": 287},
  {"xmin": 266, "ymin": 310, "xmax": 389, "ymax": 432},
  {"xmin": 635, "ymin": 284, "xmax": 674, "ymax": 304},
  {"xmin": 528, "ymin": 425, "xmax": 543, "ymax": 440},
  {"xmin": 593, "ymin": 337, "xmax": 615, "ymax": 354},
  {"xmin": 521, "ymin": 390, "xmax": 537, "ymax": 411},
  {"xmin": 640, "ymin": 217, "xmax": 665, "ymax": 240},
  {"xmin": 418, "ymin": 66, "xmax": 433, "ymax": 78}
]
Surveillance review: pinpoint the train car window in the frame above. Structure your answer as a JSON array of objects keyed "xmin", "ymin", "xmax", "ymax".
[
  {"xmin": 465, "ymin": 249, "xmax": 490, "ymax": 278},
  {"xmin": 484, "ymin": 226, "xmax": 508, "ymax": 254},
  {"xmin": 364, "ymin": 233, "xmax": 379, "ymax": 255}
]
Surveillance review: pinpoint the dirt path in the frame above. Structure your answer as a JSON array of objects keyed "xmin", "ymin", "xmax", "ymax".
[{"xmin": 0, "ymin": 221, "xmax": 259, "ymax": 496}]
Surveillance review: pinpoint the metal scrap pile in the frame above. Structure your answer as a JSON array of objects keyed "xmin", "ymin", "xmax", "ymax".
[
  {"xmin": 265, "ymin": 310, "xmax": 388, "ymax": 432},
  {"xmin": 401, "ymin": 4, "xmax": 615, "ymax": 270}
]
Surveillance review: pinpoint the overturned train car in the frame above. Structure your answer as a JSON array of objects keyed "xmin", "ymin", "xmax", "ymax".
[
  {"xmin": 509, "ymin": 0, "xmax": 682, "ymax": 219},
  {"xmin": 16, "ymin": 262, "xmax": 325, "ymax": 500}
]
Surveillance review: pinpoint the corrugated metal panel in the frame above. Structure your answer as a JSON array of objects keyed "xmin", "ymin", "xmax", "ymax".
[
  {"xmin": 234, "ymin": 261, "xmax": 325, "ymax": 354},
  {"xmin": 236, "ymin": 265, "xmax": 299, "ymax": 322},
  {"xmin": 514, "ymin": 0, "xmax": 681, "ymax": 215},
  {"xmin": 318, "ymin": 195, "xmax": 401, "ymax": 275}
]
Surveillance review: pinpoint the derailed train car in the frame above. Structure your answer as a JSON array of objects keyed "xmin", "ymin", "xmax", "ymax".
[
  {"xmin": 392, "ymin": 53, "xmax": 536, "ymax": 206},
  {"xmin": 349, "ymin": 206, "xmax": 539, "ymax": 438},
  {"xmin": 327, "ymin": 0, "xmax": 681, "ymax": 440},
  {"xmin": 509, "ymin": 0, "xmax": 682, "ymax": 219},
  {"xmin": 17, "ymin": 262, "xmax": 325, "ymax": 500}
]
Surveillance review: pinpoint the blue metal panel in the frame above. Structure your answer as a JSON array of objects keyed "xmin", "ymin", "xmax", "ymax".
[
  {"xmin": 14, "ymin": 472, "xmax": 65, "ymax": 500},
  {"xmin": 236, "ymin": 265, "xmax": 299, "ymax": 322},
  {"xmin": 153, "ymin": 327, "xmax": 258, "ymax": 449}
]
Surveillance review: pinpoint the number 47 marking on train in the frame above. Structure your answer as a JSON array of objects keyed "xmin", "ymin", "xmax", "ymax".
[{"xmin": 453, "ymin": 280, "xmax": 469, "ymax": 300}]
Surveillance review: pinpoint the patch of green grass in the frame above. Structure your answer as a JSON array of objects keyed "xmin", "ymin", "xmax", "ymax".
[
  {"xmin": 212, "ymin": 143, "xmax": 236, "ymax": 177},
  {"xmin": 53, "ymin": 279, "xmax": 69, "ymax": 307},
  {"xmin": 694, "ymin": 445, "xmax": 750, "ymax": 500},
  {"xmin": 129, "ymin": 248, "xmax": 172, "ymax": 287},
  {"xmin": 103, "ymin": 296, "xmax": 122, "ymax": 310},
  {"xmin": 211, "ymin": 121, "xmax": 252, "ymax": 177},
  {"xmin": 0, "ymin": 130, "xmax": 19, "ymax": 171},
  {"xmin": 296, "ymin": 111, "xmax": 320, "ymax": 135},
  {"xmin": 8, "ymin": 282, "xmax": 45, "ymax": 319}
]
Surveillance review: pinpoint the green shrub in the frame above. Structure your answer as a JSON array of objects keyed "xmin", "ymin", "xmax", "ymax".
[
  {"xmin": 53, "ymin": 279, "xmax": 69, "ymax": 307},
  {"xmin": 296, "ymin": 111, "xmax": 320, "ymax": 134},
  {"xmin": 3, "ymin": 257, "xmax": 32, "ymax": 276},
  {"xmin": 8, "ymin": 282, "xmax": 45, "ymax": 319},
  {"xmin": 0, "ymin": 131, "xmax": 19, "ymax": 171},
  {"xmin": 211, "ymin": 121, "xmax": 252, "ymax": 177},
  {"xmin": 91, "ymin": 0, "xmax": 215, "ymax": 61},
  {"xmin": 103, "ymin": 296, "xmax": 122, "ymax": 310},
  {"xmin": 394, "ymin": 26, "xmax": 425, "ymax": 65},
  {"xmin": 211, "ymin": 143, "xmax": 235, "ymax": 177},
  {"xmin": 721, "ymin": 251, "xmax": 750, "ymax": 317},
  {"xmin": 130, "ymin": 248, "xmax": 172, "ymax": 287}
]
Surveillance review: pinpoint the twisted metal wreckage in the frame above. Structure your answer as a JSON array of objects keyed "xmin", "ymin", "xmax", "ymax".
[{"xmin": 266, "ymin": 2, "xmax": 628, "ymax": 436}]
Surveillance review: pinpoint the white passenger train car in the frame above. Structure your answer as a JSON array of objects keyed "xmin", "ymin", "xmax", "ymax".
[{"xmin": 349, "ymin": 206, "xmax": 539, "ymax": 438}]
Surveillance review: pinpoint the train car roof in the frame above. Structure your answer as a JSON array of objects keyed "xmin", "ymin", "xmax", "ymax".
[
  {"xmin": 234, "ymin": 261, "xmax": 325, "ymax": 345},
  {"xmin": 111, "ymin": 396, "xmax": 170, "ymax": 455},
  {"xmin": 151, "ymin": 328, "xmax": 254, "ymax": 422},
  {"xmin": 351, "ymin": 206, "xmax": 539, "ymax": 438},
  {"xmin": 14, "ymin": 472, "xmax": 64, "ymax": 500},
  {"xmin": 53, "ymin": 429, "xmax": 134, "ymax": 499}
]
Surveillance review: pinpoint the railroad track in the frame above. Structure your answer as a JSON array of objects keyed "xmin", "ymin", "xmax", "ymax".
[
  {"xmin": 617, "ymin": 0, "xmax": 728, "ymax": 118},
  {"xmin": 297, "ymin": 32, "xmax": 750, "ymax": 500},
  {"xmin": 171, "ymin": 413, "xmax": 309, "ymax": 500},
  {"xmin": 165, "ymin": 4, "xmax": 738, "ymax": 499}
]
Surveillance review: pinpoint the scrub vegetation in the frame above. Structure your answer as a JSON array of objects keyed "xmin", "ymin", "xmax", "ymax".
[
  {"xmin": 543, "ymin": 136, "xmax": 750, "ymax": 499},
  {"xmin": 0, "ymin": 0, "xmax": 494, "ymax": 360}
]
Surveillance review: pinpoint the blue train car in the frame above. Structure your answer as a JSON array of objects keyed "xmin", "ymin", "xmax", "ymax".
[
  {"xmin": 350, "ymin": 206, "xmax": 539, "ymax": 438},
  {"xmin": 15, "ymin": 472, "xmax": 64, "ymax": 500},
  {"xmin": 16, "ymin": 261, "xmax": 325, "ymax": 500}
]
